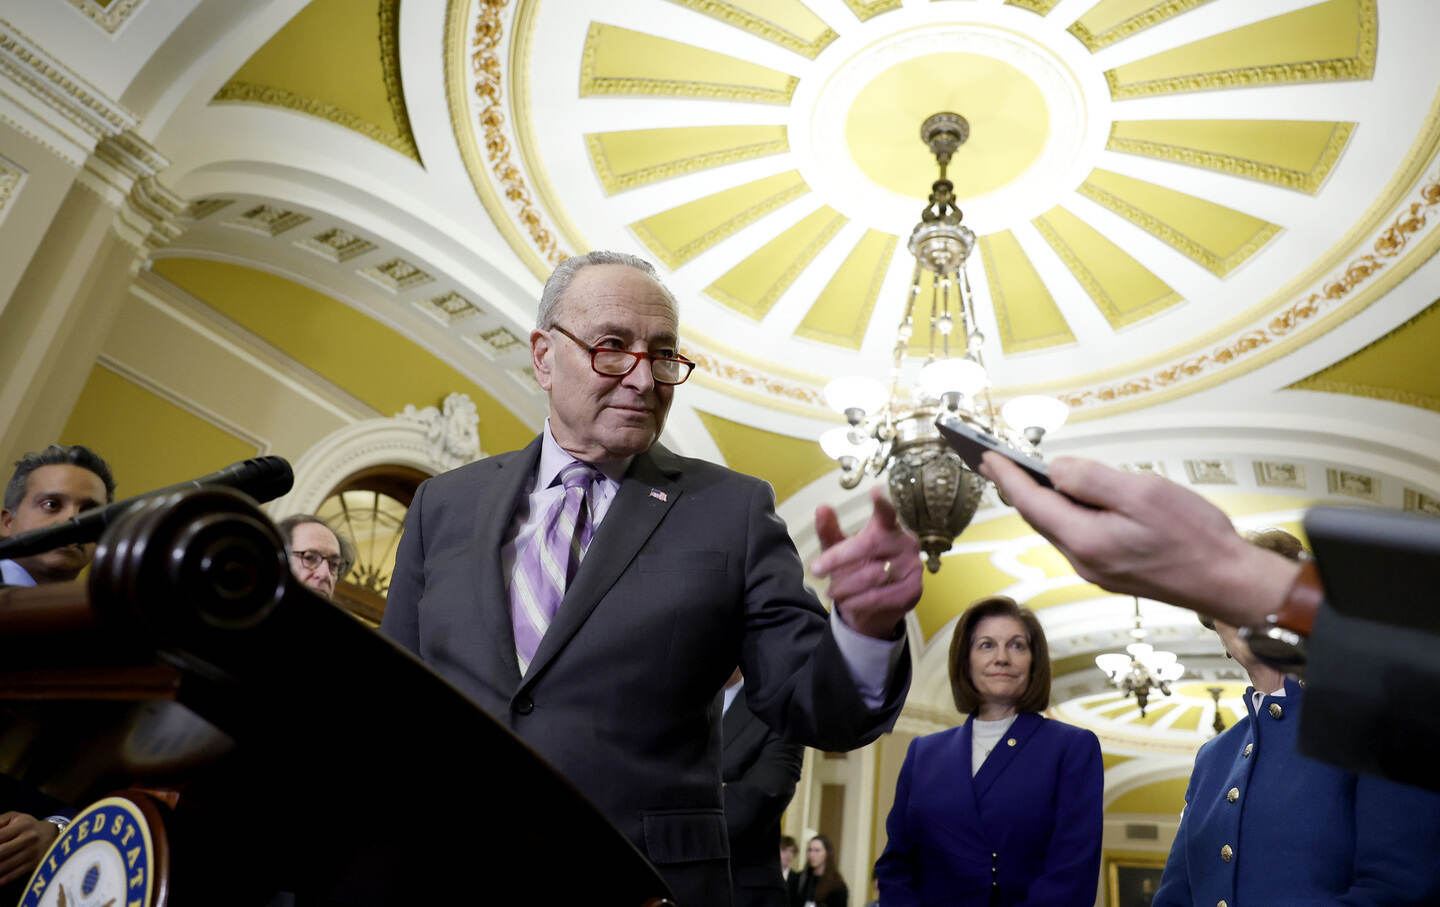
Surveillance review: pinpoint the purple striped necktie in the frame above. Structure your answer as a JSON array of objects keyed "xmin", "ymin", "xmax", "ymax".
[{"xmin": 510, "ymin": 460, "xmax": 600, "ymax": 675}]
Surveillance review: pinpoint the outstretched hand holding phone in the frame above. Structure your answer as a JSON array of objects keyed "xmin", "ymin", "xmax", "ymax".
[{"xmin": 978, "ymin": 452, "xmax": 1300, "ymax": 627}]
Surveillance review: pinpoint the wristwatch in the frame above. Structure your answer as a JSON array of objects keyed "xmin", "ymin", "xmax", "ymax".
[
  {"xmin": 43, "ymin": 816, "xmax": 70, "ymax": 834},
  {"xmin": 1238, "ymin": 560, "xmax": 1323, "ymax": 674}
]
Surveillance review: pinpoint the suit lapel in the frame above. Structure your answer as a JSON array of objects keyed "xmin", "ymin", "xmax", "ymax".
[
  {"xmin": 472, "ymin": 437, "xmax": 543, "ymax": 688},
  {"xmin": 520, "ymin": 445, "xmax": 682, "ymax": 686},
  {"xmin": 973, "ymin": 711, "xmax": 1043, "ymax": 799}
]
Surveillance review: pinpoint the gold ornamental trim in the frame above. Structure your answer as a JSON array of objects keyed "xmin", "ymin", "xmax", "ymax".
[
  {"xmin": 1004, "ymin": 89, "xmax": 1440, "ymax": 398},
  {"xmin": 65, "ymin": 0, "xmax": 145, "ymax": 34},
  {"xmin": 214, "ymin": 81, "xmax": 421, "ymax": 161},
  {"xmin": 664, "ymin": 0, "xmax": 838, "ymax": 59},
  {"xmin": 377, "ymin": 0, "xmax": 422, "ymax": 164},
  {"xmin": 586, "ymin": 134, "xmax": 790, "ymax": 195},
  {"xmin": 444, "ymin": 0, "xmax": 567, "ymax": 281},
  {"xmin": 1004, "ymin": 0, "xmax": 1063, "ymax": 14},
  {"xmin": 510, "ymin": 0, "xmax": 590, "ymax": 257},
  {"xmin": 1056, "ymin": 166, "xmax": 1440, "ymax": 417},
  {"xmin": 1105, "ymin": 122, "xmax": 1354, "ymax": 195},
  {"xmin": 1293, "ymin": 379, "xmax": 1440, "ymax": 414},
  {"xmin": 1077, "ymin": 181, "xmax": 1282, "ymax": 277},
  {"xmin": 1105, "ymin": 0, "xmax": 1377, "ymax": 100},
  {"xmin": 0, "ymin": 155, "xmax": 24, "ymax": 218},
  {"xmin": 839, "ymin": 0, "xmax": 902, "ymax": 22},
  {"xmin": 689, "ymin": 350, "xmax": 828, "ymax": 416},
  {"xmin": 1068, "ymin": 0, "xmax": 1212, "ymax": 53}
]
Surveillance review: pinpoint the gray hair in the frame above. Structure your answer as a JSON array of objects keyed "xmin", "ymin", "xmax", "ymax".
[
  {"xmin": 5, "ymin": 445, "xmax": 116, "ymax": 512},
  {"xmin": 536, "ymin": 250, "xmax": 678, "ymax": 329},
  {"xmin": 277, "ymin": 513, "xmax": 355, "ymax": 581}
]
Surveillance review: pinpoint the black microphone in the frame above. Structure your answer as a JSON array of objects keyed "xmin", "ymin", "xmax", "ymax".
[{"xmin": 0, "ymin": 456, "xmax": 294, "ymax": 560}]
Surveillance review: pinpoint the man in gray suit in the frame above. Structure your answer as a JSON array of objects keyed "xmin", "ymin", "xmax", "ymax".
[{"xmin": 382, "ymin": 251, "xmax": 923, "ymax": 906}]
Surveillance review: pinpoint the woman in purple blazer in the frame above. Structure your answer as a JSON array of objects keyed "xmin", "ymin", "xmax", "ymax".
[{"xmin": 876, "ymin": 596, "xmax": 1104, "ymax": 906}]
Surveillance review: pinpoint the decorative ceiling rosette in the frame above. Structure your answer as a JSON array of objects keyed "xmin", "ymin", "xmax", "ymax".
[{"xmin": 446, "ymin": 0, "xmax": 1439, "ymax": 421}]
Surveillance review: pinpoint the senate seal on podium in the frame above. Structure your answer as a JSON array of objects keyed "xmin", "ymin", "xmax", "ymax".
[{"xmin": 20, "ymin": 794, "xmax": 167, "ymax": 907}]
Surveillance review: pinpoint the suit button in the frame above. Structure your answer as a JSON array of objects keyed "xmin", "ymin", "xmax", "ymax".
[
  {"xmin": 1243, "ymin": 743, "xmax": 1254, "ymax": 757},
  {"xmin": 514, "ymin": 694, "xmax": 534, "ymax": 715},
  {"xmin": 1269, "ymin": 703, "xmax": 1283, "ymax": 719},
  {"xmin": 1227, "ymin": 787, "xmax": 1239, "ymax": 803},
  {"xmin": 1221, "ymin": 844, "xmax": 1233, "ymax": 863}
]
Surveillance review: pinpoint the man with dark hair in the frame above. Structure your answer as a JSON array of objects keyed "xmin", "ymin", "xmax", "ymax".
[
  {"xmin": 384, "ymin": 251, "xmax": 922, "ymax": 906},
  {"xmin": 0, "ymin": 444, "xmax": 114, "ymax": 890},
  {"xmin": 276, "ymin": 514, "xmax": 353, "ymax": 599},
  {"xmin": 1, "ymin": 444, "xmax": 115, "ymax": 586}
]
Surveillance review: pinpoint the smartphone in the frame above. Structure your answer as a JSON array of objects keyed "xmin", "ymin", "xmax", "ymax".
[{"xmin": 935, "ymin": 412, "xmax": 1054, "ymax": 488}]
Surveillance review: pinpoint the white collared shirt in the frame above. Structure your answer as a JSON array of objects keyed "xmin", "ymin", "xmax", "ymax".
[
  {"xmin": 0, "ymin": 558, "xmax": 36, "ymax": 587},
  {"xmin": 501, "ymin": 422, "xmax": 901, "ymax": 706}
]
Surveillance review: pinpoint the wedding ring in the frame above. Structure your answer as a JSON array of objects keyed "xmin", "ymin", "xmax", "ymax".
[{"xmin": 882, "ymin": 560, "xmax": 894, "ymax": 583}]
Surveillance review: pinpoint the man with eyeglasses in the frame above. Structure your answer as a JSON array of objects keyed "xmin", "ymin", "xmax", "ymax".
[
  {"xmin": 382, "ymin": 250, "xmax": 922, "ymax": 907},
  {"xmin": 0, "ymin": 444, "xmax": 115, "ymax": 895},
  {"xmin": 276, "ymin": 514, "xmax": 352, "ymax": 599}
]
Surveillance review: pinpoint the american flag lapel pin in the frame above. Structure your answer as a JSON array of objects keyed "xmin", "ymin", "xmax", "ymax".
[{"xmin": 649, "ymin": 489, "xmax": 667, "ymax": 502}]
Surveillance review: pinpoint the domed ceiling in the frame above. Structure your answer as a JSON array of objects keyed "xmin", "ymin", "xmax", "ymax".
[
  {"xmin": 445, "ymin": 0, "xmax": 1435, "ymax": 428},
  {"xmin": 5, "ymin": 0, "xmax": 1435, "ymax": 749}
]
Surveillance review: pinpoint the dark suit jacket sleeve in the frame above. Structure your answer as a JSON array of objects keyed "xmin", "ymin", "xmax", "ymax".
[
  {"xmin": 381, "ymin": 478, "xmax": 427, "ymax": 654},
  {"xmin": 874, "ymin": 738, "xmax": 922, "ymax": 905},
  {"xmin": 1023, "ymin": 727, "xmax": 1104, "ymax": 905},
  {"xmin": 1340, "ymin": 772, "xmax": 1440, "ymax": 904},
  {"xmin": 736, "ymin": 479, "xmax": 910, "ymax": 752},
  {"xmin": 723, "ymin": 722, "xmax": 803, "ymax": 848}
]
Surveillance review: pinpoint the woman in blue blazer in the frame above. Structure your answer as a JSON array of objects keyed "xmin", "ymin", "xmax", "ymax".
[
  {"xmin": 1154, "ymin": 529, "xmax": 1440, "ymax": 906},
  {"xmin": 876, "ymin": 596, "xmax": 1103, "ymax": 906}
]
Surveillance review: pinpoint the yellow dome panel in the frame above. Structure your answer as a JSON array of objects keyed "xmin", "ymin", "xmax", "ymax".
[
  {"xmin": 665, "ymin": 0, "xmax": 837, "ymax": 59},
  {"xmin": 1079, "ymin": 169, "xmax": 1281, "ymax": 277},
  {"xmin": 1068, "ymin": 0, "xmax": 1210, "ymax": 53},
  {"xmin": 214, "ymin": 0, "xmax": 418, "ymax": 161},
  {"xmin": 62, "ymin": 366, "xmax": 259, "ymax": 499},
  {"xmin": 1106, "ymin": 0, "xmax": 1376, "ymax": 99},
  {"xmin": 1107, "ymin": 778, "xmax": 1188, "ymax": 815},
  {"xmin": 846, "ymin": 53, "xmax": 1049, "ymax": 201},
  {"xmin": 795, "ymin": 229, "xmax": 898, "ymax": 349},
  {"xmin": 694, "ymin": 410, "xmax": 837, "ymax": 505},
  {"xmin": 629, "ymin": 170, "xmax": 809, "ymax": 268},
  {"xmin": 706, "ymin": 206, "xmax": 848, "ymax": 320},
  {"xmin": 586, "ymin": 125, "xmax": 788, "ymax": 195},
  {"xmin": 1022, "ymin": 583, "xmax": 1115, "ymax": 611},
  {"xmin": 580, "ymin": 23, "xmax": 797, "ymax": 104},
  {"xmin": 1033, "ymin": 206, "xmax": 1181, "ymax": 329},
  {"xmin": 1288, "ymin": 297, "xmax": 1440, "ymax": 414},
  {"xmin": 148, "ymin": 258, "xmax": 534, "ymax": 452},
  {"xmin": 980, "ymin": 231, "xmax": 1076, "ymax": 354},
  {"xmin": 904, "ymin": 269, "xmax": 974, "ymax": 359},
  {"xmin": 1108, "ymin": 120, "xmax": 1355, "ymax": 195},
  {"xmin": 915, "ymin": 551, "xmax": 1020, "ymax": 641}
]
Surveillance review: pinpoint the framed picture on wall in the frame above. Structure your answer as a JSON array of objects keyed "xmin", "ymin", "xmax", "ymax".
[{"xmin": 1105, "ymin": 853, "xmax": 1168, "ymax": 907}]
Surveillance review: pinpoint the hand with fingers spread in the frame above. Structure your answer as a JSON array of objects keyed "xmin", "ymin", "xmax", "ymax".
[
  {"xmin": 979, "ymin": 452, "xmax": 1300, "ymax": 627},
  {"xmin": 811, "ymin": 487, "xmax": 924, "ymax": 639}
]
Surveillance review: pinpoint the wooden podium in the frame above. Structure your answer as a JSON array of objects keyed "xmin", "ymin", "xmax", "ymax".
[{"xmin": 0, "ymin": 488, "xmax": 675, "ymax": 906}]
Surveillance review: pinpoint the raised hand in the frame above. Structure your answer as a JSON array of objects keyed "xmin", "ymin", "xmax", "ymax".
[{"xmin": 811, "ymin": 487, "xmax": 923, "ymax": 639}]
